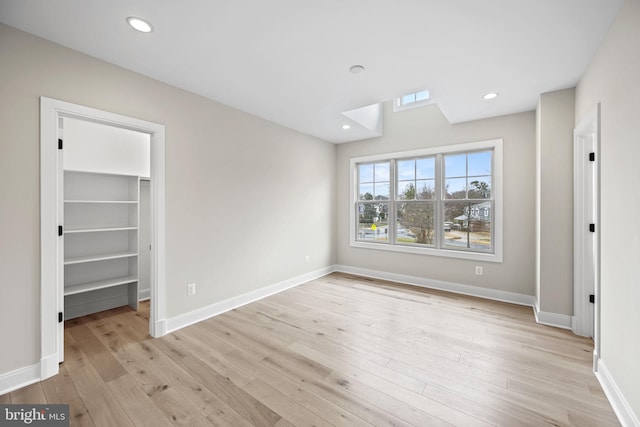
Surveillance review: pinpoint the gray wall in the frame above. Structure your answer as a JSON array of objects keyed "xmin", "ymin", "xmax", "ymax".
[
  {"xmin": 535, "ymin": 88, "xmax": 575, "ymax": 316},
  {"xmin": 576, "ymin": 0, "xmax": 640, "ymax": 416},
  {"xmin": 336, "ymin": 103, "xmax": 536, "ymax": 296},
  {"xmin": 0, "ymin": 24, "xmax": 336, "ymax": 374}
]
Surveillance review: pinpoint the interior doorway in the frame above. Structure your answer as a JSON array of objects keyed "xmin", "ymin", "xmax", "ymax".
[
  {"xmin": 40, "ymin": 97, "xmax": 166, "ymax": 381},
  {"xmin": 573, "ymin": 103, "xmax": 600, "ymax": 366}
]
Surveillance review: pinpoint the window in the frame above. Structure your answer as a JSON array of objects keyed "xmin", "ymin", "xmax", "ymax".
[
  {"xmin": 350, "ymin": 139, "xmax": 503, "ymax": 262},
  {"xmin": 393, "ymin": 89, "xmax": 432, "ymax": 112},
  {"xmin": 357, "ymin": 162, "xmax": 390, "ymax": 242}
]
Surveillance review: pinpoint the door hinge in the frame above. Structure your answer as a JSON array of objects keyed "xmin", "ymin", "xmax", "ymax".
[
  {"xmin": 589, "ymin": 152, "xmax": 595, "ymax": 162},
  {"xmin": 589, "ymin": 223, "xmax": 595, "ymax": 233},
  {"xmin": 58, "ymin": 225, "xmax": 63, "ymax": 236},
  {"xmin": 58, "ymin": 312, "xmax": 63, "ymax": 323},
  {"xmin": 58, "ymin": 138, "xmax": 63, "ymax": 150},
  {"xmin": 589, "ymin": 294, "xmax": 595, "ymax": 304}
]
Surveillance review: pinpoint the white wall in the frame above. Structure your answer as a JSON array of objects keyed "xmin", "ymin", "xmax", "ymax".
[
  {"xmin": 64, "ymin": 117, "xmax": 151, "ymax": 177},
  {"xmin": 0, "ymin": 23, "xmax": 336, "ymax": 376},
  {"xmin": 336, "ymin": 102, "xmax": 536, "ymax": 297},
  {"xmin": 575, "ymin": 0, "xmax": 640, "ymax": 419},
  {"xmin": 535, "ymin": 88, "xmax": 575, "ymax": 316}
]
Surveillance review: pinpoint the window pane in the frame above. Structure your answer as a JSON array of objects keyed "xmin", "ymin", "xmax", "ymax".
[
  {"xmin": 397, "ymin": 181, "xmax": 415, "ymax": 200},
  {"xmin": 416, "ymin": 157, "xmax": 435, "ymax": 179},
  {"xmin": 397, "ymin": 159, "xmax": 415, "ymax": 181},
  {"xmin": 443, "ymin": 201, "xmax": 492, "ymax": 252},
  {"xmin": 416, "ymin": 180, "xmax": 435, "ymax": 200},
  {"xmin": 445, "ymin": 177, "xmax": 466, "ymax": 199},
  {"xmin": 415, "ymin": 90, "xmax": 429, "ymax": 102},
  {"xmin": 444, "ymin": 154, "xmax": 466, "ymax": 177},
  {"xmin": 401, "ymin": 94, "xmax": 415, "ymax": 105},
  {"xmin": 359, "ymin": 164, "xmax": 373, "ymax": 183},
  {"xmin": 357, "ymin": 202, "xmax": 389, "ymax": 242},
  {"xmin": 468, "ymin": 177, "xmax": 491, "ymax": 199},
  {"xmin": 396, "ymin": 201, "xmax": 435, "ymax": 246},
  {"xmin": 359, "ymin": 183, "xmax": 373, "ymax": 200},
  {"xmin": 468, "ymin": 151, "xmax": 492, "ymax": 176},
  {"xmin": 374, "ymin": 182, "xmax": 390, "ymax": 199},
  {"xmin": 374, "ymin": 162, "xmax": 390, "ymax": 181}
]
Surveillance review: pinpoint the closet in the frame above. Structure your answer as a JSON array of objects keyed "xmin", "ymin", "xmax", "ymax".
[{"xmin": 62, "ymin": 117, "xmax": 150, "ymax": 320}]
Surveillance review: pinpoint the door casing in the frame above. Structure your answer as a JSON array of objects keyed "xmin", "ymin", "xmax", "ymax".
[{"xmin": 40, "ymin": 97, "xmax": 167, "ymax": 379}]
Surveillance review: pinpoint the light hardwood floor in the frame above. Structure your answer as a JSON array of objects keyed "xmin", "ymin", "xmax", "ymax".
[{"xmin": 1, "ymin": 273, "xmax": 620, "ymax": 426}]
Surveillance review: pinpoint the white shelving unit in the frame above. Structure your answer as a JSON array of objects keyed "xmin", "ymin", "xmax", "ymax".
[{"xmin": 63, "ymin": 170, "xmax": 140, "ymax": 320}]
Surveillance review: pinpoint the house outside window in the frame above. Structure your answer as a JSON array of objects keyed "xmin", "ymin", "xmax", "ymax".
[{"xmin": 350, "ymin": 139, "xmax": 503, "ymax": 262}]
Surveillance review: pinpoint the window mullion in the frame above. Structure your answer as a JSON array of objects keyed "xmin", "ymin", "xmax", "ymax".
[
  {"xmin": 389, "ymin": 159, "xmax": 397, "ymax": 244},
  {"xmin": 354, "ymin": 165, "xmax": 359, "ymax": 242},
  {"xmin": 435, "ymin": 153, "xmax": 443, "ymax": 249}
]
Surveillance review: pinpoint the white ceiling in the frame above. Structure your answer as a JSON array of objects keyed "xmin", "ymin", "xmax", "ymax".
[{"xmin": 0, "ymin": 0, "xmax": 623, "ymax": 143}]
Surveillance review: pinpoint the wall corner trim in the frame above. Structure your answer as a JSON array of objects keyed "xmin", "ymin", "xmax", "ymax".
[
  {"xmin": 165, "ymin": 265, "xmax": 337, "ymax": 334},
  {"xmin": 596, "ymin": 358, "xmax": 640, "ymax": 427},
  {"xmin": 335, "ymin": 265, "xmax": 535, "ymax": 307}
]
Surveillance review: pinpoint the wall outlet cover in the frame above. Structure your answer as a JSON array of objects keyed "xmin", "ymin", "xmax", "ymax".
[{"xmin": 187, "ymin": 283, "xmax": 196, "ymax": 296}]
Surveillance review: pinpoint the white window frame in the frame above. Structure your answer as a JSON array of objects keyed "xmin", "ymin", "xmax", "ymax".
[{"xmin": 349, "ymin": 139, "xmax": 503, "ymax": 263}]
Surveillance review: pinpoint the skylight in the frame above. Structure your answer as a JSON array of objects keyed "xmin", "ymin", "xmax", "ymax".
[
  {"xmin": 394, "ymin": 89, "xmax": 432, "ymax": 112},
  {"xmin": 401, "ymin": 90, "xmax": 429, "ymax": 105}
]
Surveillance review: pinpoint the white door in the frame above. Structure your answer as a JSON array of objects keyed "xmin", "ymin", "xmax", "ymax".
[{"xmin": 573, "ymin": 105, "xmax": 600, "ymax": 346}]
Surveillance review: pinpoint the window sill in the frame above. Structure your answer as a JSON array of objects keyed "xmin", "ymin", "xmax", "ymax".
[{"xmin": 350, "ymin": 240, "xmax": 503, "ymax": 263}]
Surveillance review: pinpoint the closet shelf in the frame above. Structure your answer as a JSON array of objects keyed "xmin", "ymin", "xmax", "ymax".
[
  {"xmin": 64, "ymin": 276, "xmax": 138, "ymax": 296},
  {"xmin": 65, "ymin": 200, "xmax": 138, "ymax": 204},
  {"xmin": 64, "ymin": 251, "xmax": 138, "ymax": 265},
  {"xmin": 65, "ymin": 226, "xmax": 138, "ymax": 234}
]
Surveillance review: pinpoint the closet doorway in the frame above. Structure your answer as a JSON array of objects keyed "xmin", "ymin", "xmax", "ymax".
[{"xmin": 40, "ymin": 97, "xmax": 166, "ymax": 381}]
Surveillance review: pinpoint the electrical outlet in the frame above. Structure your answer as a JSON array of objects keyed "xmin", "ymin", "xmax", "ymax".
[
  {"xmin": 187, "ymin": 283, "xmax": 196, "ymax": 296},
  {"xmin": 475, "ymin": 266, "xmax": 483, "ymax": 276},
  {"xmin": 305, "ymin": 255, "xmax": 310, "ymax": 263}
]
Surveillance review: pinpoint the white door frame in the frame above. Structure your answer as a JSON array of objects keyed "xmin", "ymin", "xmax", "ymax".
[
  {"xmin": 573, "ymin": 103, "xmax": 600, "ymax": 366},
  {"xmin": 39, "ymin": 97, "xmax": 167, "ymax": 380}
]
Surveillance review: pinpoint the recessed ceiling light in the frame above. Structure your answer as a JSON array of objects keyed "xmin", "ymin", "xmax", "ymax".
[
  {"xmin": 483, "ymin": 92, "xmax": 499, "ymax": 100},
  {"xmin": 126, "ymin": 17, "xmax": 154, "ymax": 33},
  {"xmin": 349, "ymin": 65, "xmax": 365, "ymax": 74},
  {"xmin": 342, "ymin": 124, "xmax": 351, "ymax": 130}
]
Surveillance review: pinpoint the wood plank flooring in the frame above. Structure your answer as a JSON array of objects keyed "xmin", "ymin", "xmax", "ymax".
[{"xmin": 1, "ymin": 273, "xmax": 620, "ymax": 426}]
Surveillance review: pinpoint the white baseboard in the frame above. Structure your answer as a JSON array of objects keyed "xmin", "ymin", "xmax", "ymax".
[
  {"xmin": 0, "ymin": 363, "xmax": 41, "ymax": 396},
  {"xmin": 165, "ymin": 265, "xmax": 336, "ymax": 334},
  {"xmin": 596, "ymin": 358, "xmax": 640, "ymax": 427},
  {"xmin": 138, "ymin": 289, "xmax": 150, "ymax": 301},
  {"xmin": 532, "ymin": 302, "xmax": 572, "ymax": 330},
  {"xmin": 335, "ymin": 265, "xmax": 535, "ymax": 307}
]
